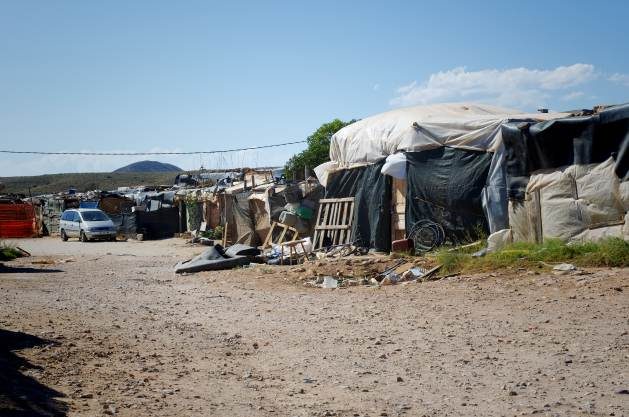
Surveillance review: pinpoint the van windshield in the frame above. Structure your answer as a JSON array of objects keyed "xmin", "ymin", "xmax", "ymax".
[{"xmin": 81, "ymin": 211, "xmax": 109, "ymax": 221}]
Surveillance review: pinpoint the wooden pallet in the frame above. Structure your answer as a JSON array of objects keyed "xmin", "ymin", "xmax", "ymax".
[
  {"xmin": 262, "ymin": 221, "xmax": 299, "ymax": 248},
  {"xmin": 312, "ymin": 197, "xmax": 355, "ymax": 249}
]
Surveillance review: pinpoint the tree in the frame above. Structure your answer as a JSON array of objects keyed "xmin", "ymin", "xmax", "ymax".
[{"xmin": 285, "ymin": 118, "xmax": 355, "ymax": 180}]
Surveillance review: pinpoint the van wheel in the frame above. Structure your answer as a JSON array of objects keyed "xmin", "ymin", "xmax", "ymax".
[
  {"xmin": 80, "ymin": 231, "xmax": 89, "ymax": 242},
  {"xmin": 61, "ymin": 230, "xmax": 68, "ymax": 241}
]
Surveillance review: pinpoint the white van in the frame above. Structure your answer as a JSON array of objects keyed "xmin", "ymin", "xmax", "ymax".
[{"xmin": 59, "ymin": 208, "xmax": 116, "ymax": 242}]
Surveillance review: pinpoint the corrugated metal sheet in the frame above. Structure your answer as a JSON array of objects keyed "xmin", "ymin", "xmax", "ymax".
[{"xmin": 0, "ymin": 203, "xmax": 37, "ymax": 238}]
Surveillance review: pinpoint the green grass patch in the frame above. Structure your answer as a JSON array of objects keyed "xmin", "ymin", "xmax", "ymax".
[
  {"xmin": 0, "ymin": 242, "xmax": 22, "ymax": 261},
  {"xmin": 433, "ymin": 238, "xmax": 629, "ymax": 275}
]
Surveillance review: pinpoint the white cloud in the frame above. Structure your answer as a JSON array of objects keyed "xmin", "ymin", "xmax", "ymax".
[
  {"xmin": 390, "ymin": 64, "xmax": 597, "ymax": 109},
  {"xmin": 609, "ymin": 73, "xmax": 629, "ymax": 87},
  {"xmin": 562, "ymin": 91, "xmax": 585, "ymax": 101}
]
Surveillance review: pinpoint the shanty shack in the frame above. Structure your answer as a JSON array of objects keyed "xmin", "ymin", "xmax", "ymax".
[
  {"xmin": 502, "ymin": 103, "xmax": 629, "ymax": 243},
  {"xmin": 314, "ymin": 102, "xmax": 629, "ymax": 251}
]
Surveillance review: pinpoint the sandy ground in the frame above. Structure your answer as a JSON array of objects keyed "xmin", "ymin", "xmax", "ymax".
[{"xmin": 1, "ymin": 237, "xmax": 628, "ymax": 417}]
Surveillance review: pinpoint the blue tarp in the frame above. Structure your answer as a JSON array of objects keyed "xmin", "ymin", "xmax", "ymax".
[{"xmin": 79, "ymin": 201, "xmax": 98, "ymax": 209}]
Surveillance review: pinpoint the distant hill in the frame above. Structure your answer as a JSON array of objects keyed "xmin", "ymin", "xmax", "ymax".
[
  {"xmin": 113, "ymin": 160, "xmax": 182, "ymax": 173},
  {"xmin": 0, "ymin": 172, "xmax": 179, "ymax": 196}
]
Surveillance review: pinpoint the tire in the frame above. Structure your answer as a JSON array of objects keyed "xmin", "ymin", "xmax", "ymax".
[
  {"xmin": 80, "ymin": 231, "xmax": 89, "ymax": 242},
  {"xmin": 109, "ymin": 235, "xmax": 116, "ymax": 242},
  {"xmin": 61, "ymin": 229, "xmax": 68, "ymax": 241}
]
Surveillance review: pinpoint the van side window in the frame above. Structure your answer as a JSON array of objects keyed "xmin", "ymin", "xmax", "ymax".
[{"xmin": 73, "ymin": 212, "xmax": 81, "ymax": 222}]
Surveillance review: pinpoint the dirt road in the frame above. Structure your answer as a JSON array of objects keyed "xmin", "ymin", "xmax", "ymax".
[{"xmin": 1, "ymin": 237, "xmax": 628, "ymax": 416}]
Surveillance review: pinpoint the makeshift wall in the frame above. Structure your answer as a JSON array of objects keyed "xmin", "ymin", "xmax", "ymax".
[
  {"xmin": 108, "ymin": 213, "xmax": 136, "ymax": 237},
  {"xmin": 98, "ymin": 193, "xmax": 136, "ymax": 237},
  {"xmin": 249, "ymin": 196, "xmax": 270, "ymax": 244},
  {"xmin": 405, "ymin": 148, "xmax": 492, "ymax": 243},
  {"xmin": 509, "ymin": 158, "xmax": 628, "ymax": 243},
  {"xmin": 325, "ymin": 160, "xmax": 391, "ymax": 252},
  {"xmin": 502, "ymin": 103, "xmax": 629, "ymax": 200},
  {"xmin": 203, "ymin": 199, "xmax": 221, "ymax": 229},
  {"xmin": 0, "ymin": 203, "xmax": 37, "ymax": 238},
  {"xmin": 220, "ymin": 192, "xmax": 257, "ymax": 246},
  {"xmin": 136, "ymin": 207, "xmax": 180, "ymax": 239}
]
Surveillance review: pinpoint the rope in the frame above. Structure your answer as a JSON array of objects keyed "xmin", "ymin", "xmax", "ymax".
[{"xmin": 0, "ymin": 140, "xmax": 306, "ymax": 156}]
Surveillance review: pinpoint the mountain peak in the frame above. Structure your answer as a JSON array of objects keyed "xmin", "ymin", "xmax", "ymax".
[{"xmin": 113, "ymin": 160, "xmax": 183, "ymax": 173}]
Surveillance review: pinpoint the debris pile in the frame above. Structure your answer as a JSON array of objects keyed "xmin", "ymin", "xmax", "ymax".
[{"xmin": 299, "ymin": 257, "xmax": 441, "ymax": 288}]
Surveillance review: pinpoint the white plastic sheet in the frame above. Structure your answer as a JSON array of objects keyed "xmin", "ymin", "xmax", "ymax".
[
  {"xmin": 329, "ymin": 103, "xmax": 568, "ymax": 166},
  {"xmin": 380, "ymin": 153, "xmax": 407, "ymax": 179}
]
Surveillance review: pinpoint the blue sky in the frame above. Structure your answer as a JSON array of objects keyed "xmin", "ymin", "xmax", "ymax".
[{"xmin": 1, "ymin": 0, "xmax": 628, "ymax": 176}]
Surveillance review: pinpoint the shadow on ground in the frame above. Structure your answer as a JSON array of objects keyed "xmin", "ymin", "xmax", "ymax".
[
  {"xmin": 0, "ymin": 265, "xmax": 63, "ymax": 274},
  {"xmin": 0, "ymin": 329, "xmax": 68, "ymax": 416}
]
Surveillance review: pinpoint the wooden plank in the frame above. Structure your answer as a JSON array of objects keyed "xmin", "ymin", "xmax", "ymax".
[
  {"xmin": 314, "ymin": 225, "xmax": 351, "ymax": 231},
  {"xmin": 262, "ymin": 222, "xmax": 276, "ymax": 248},
  {"xmin": 330, "ymin": 201, "xmax": 340, "ymax": 244},
  {"xmin": 528, "ymin": 190, "xmax": 542, "ymax": 244},
  {"xmin": 312, "ymin": 202, "xmax": 324, "ymax": 248},
  {"xmin": 222, "ymin": 222, "xmax": 228, "ymax": 247},
  {"xmin": 345, "ymin": 201, "xmax": 354, "ymax": 244},
  {"xmin": 319, "ymin": 197, "xmax": 355, "ymax": 203},
  {"xmin": 277, "ymin": 223, "xmax": 288, "ymax": 244},
  {"xmin": 321, "ymin": 202, "xmax": 331, "ymax": 246},
  {"xmin": 338, "ymin": 201, "xmax": 347, "ymax": 244}
]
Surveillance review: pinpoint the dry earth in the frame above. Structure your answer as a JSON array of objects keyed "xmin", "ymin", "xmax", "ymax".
[{"xmin": 1, "ymin": 237, "xmax": 628, "ymax": 417}]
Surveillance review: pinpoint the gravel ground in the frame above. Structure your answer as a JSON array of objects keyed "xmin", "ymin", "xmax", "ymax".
[{"xmin": 1, "ymin": 237, "xmax": 628, "ymax": 417}]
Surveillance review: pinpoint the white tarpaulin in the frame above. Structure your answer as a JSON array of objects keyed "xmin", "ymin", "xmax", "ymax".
[{"xmin": 325, "ymin": 102, "xmax": 568, "ymax": 167}]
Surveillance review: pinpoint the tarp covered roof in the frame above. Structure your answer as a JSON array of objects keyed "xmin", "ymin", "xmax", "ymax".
[{"xmin": 327, "ymin": 102, "xmax": 570, "ymax": 166}]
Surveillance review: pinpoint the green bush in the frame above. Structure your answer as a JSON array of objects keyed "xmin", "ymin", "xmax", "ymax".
[
  {"xmin": 201, "ymin": 225, "xmax": 224, "ymax": 240},
  {"xmin": 0, "ymin": 242, "xmax": 21, "ymax": 261}
]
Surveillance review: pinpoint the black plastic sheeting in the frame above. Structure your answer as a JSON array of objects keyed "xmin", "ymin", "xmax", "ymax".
[
  {"xmin": 136, "ymin": 207, "xmax": 180, "ymax": 239},
  {"xmin": 109, "ymin": 213, "xmax": 136, "ymax": 236},
  {"xmin": 405, "ymin": 148, "xmax": 492, "ymax": 243},
  {"xmin": 268, "ymin": 193, "xmax": 287, "ymax": 223},
  {"xmin": 174, "ymin": 244, "xmax": 250, "ymax": 273},
  {"xmin": 502, "ymin": 103, "xmax": 629, "ymax": 199},
  {"xmin": 325, "ymin": 160, "xmax": 391, "ymax": 252}
]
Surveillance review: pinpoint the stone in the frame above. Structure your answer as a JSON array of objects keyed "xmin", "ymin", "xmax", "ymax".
[
  {"xmin": 321, "ymin": 277, "xmax": 338, "ymax": 289},
  {"xmin": 553, "ymin": 263, "xmax": 576, "ymax": 272}
]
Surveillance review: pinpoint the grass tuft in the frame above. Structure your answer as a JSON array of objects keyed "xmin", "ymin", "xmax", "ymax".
[
  {"xmin": 433, "ymin": 238, "xmax": 629, "ymax": 275},
  {"xmin": 0, "ymin": 241, "xmax": 22, "ymax": 261}
]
